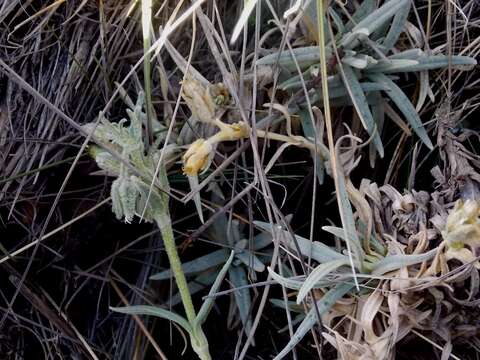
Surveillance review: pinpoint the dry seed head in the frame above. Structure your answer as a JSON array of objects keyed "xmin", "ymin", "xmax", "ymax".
[
  {"xmin": 207, "ymin": 82, "xmax": 230, "ymax": 106},
  {"xmin": 180, "ymin": 78, "xmax": 217, "ymax": 124}
]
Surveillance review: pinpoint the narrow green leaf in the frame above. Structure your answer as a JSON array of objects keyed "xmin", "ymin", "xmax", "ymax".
[
  {"xmin": 323, "ymin": 223, "xmax": 385, "ymax": 256},
  {"xmin": 194, "ymin": 251, "xmax": 234, "ymax": 328},
  {"xmin": 388, "ymin": 49, "xmax": 424, "ymax": 60},
  {"xmin": 299, "ymin": 109, "xmax": 325, "ymax": 184},
  {"xmin": 270, "ymin": 299, "xmax": 304, "ymax": 313},
  {"xmin": 365, "ymin": 59, "xmax": 419, "ymax": 73},
  {"xmin": 236, "ymin": 250, "xmax": 266, "ymax": 272},
  {"xmin": 344, "ymin": 0, "xmax": 376, "ymax": 32},
  {"xmin": 331, "ymin": 166, "xmax": 365, "ymax": 271},
  {"xmin": 371, "ymin": 248, "xmax": 437, "ymax": 275},
  {"xmin": 343, "ymin": 54, "xmax": 378, "ymax": 69},
  {"xmin": 150, "ymin": 249, "xmax": 229, "ymax": 280},
  {"xmin": 252, "ymin": 231, "xmax": 273, "ymax": 250},
  {"xmin": 268, "ymin": 267, "xmax": 303, "ymax": 290},
  {"xmin": 254, "ymin": 221, "xmax": 347, "ymax": 263},
  {"xmin": 382, "ymin": 0, "xmax": 411, "ymax": 50},
  {"xmin": 340, "ymin": 64, "xmax": 384, "ymax": 157},
  {"xmin": 369, "ymin": 55, "xmax": 477, "ymax": 73},
  {"xmin": 256, "ymin": 46, "xmax": 332, "ymax": 71},
  {"xmin": 369, "ymin": 92, "xmax": 385, "ymax": 167},
  {"xmin": 368, "ymin": 73, "xmax": 433, "ymax": 149},
  {"xmin": 268, "ymin": 267, "xmax": 330, "ymax": 290},
  {"xmin": 229, "ymin": 266, "xmax": 252, "ymax": 333},
  {"xmin": 329, "ymin": 8, "xmax": 344, "ymax": 34},
  {"xmin": 278, "ymin": 314, "xmax": 305, "ymax": 333},
  {"xmin": 111, "ymin": 305, "xmax": 192, "ymax": 333},
  {"xmin": 297, "ymin": 259, "xmax": 351, "ymax": 304},
  {"xmin": 357, "ymin": 219, "xmax": 386, "ymax": 256},
  {"xmin": 170, "ymin": 272, "xmax": 217, "ymax": 306},
  {"xmin": 309, "ymin": 82, "xmax": 389, "ymax": 104},
  {"xmin": 351, "ymin": 0, "xmax": 408, "ymax": 36},
  {"xmin": 273, "ymin": 282, "xmax": 355, "ymax": 360},
  {"xmin": 280, "ymin": 69, "xmax": 316, "ymax": 91}
]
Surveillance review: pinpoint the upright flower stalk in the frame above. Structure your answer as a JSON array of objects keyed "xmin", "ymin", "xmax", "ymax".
[
  {"xmin": 152, "ymin": 179, "xmax": 211, "ymax": 359},
  {"xmin": 84, "ymin": 93, "xmax": 211, "ymax": 360}
]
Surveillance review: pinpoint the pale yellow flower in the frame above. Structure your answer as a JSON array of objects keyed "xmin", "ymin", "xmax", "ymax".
[
  {"xmin": 182, "ymin": 139, "xmax": 213, "ymax": 176},
  {"xmin": 182, "ymin": 122, "xmax": 250, "ymax": 176}
]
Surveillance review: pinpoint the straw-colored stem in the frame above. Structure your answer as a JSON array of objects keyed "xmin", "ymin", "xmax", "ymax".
[{"xmin": 141, "ymin": 0, "xmax": 153, "ymax": 145}]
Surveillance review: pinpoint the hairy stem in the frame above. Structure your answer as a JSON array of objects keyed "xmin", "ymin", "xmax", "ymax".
[
  {"xmin": 154, "ymin": 211, "xmax": 197, "ymax": 324},
  {"xmin": 154, "ymin": 210, "xmax": 211, "ymax": 360}
]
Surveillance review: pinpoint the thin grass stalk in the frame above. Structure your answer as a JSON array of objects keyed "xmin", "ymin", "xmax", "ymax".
[
  {"xmin": 316, "ymin": 0, "xmax": 360, "ymax": 289},
  {"xmin": 142, "ymin": 0, "xmax": 154, "ymax": 145}
]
